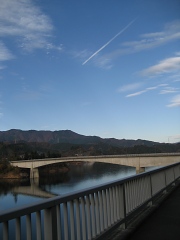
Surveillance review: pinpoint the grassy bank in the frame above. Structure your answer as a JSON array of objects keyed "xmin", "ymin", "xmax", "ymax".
[{"xmin": 0, "ymin": 160, "xmax": 28, "ymax": 179}]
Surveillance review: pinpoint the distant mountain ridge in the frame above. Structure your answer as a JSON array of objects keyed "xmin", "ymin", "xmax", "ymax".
[{"xmin": 0, "ymin": 129, "xmax": 158, "ymax": 148}]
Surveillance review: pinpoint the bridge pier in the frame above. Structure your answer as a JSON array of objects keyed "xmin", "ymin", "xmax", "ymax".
[
  {"xmin": 30, "ymin": 176, "xmax": 39, "ymax": 186},
  {"xmin": 30, "ymin": 168, "xmax": 39, "ymax": 179},
  {"xmin": 136, "ymin": 166, "xmax": 145, "ymax": 174}
]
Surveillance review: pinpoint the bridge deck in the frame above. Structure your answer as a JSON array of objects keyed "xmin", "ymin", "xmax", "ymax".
[{"xmin": 105, "ymin": 183, "xmax": 180, "ymax": 240}]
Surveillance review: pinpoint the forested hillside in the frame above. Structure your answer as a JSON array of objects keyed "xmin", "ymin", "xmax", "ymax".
[{"xmin": 0, "ymin": 141, "xmax": 179, "ymax": 161}]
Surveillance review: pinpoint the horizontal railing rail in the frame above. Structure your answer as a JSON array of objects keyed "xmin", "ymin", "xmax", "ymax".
[{"xmin": 0, "ymin": 162, "xmax": 180, "ymax": 240}]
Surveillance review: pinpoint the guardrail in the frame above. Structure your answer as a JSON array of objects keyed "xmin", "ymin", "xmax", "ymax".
[{"xmin": 0, "ymin": 162, "xmax": 180, "ymax": 240}]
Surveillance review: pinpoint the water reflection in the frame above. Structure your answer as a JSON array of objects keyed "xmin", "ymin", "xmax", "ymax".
[
  {"xmin": 0, "ymin": 178, "xmax": 31, "ymax": 200},
  {"xmin": 0, "ymin": 162, "xmax": 136, "ymax": 211},
  {"xmin": 40, "ymin": 162, "xmax": 136, "ymax": 195},
  {"xmin": 11, "ymin": 178, "xmax": 57, "ymax": 198}
]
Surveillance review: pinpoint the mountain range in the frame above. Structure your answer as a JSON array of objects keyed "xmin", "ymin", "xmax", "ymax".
[
  {"xmin": 0, "ymin": 130, "xmax": 179, "ymax": 160},
  {"xmin": 0, "ymin": 129, "xmax": 158, "ymax": 147}
]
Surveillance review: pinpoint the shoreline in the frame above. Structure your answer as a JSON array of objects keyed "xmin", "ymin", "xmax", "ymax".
[
  {"xmin": 0, "ymin": 172, "xmax": 28, "ymax": 179},
  {"xmin": 0, "ymin": 161, "xmax": 87, "ymax": 179},
  {"xmin": 0, "ymin": 166, "xmax": 69, "ymax": 179}
]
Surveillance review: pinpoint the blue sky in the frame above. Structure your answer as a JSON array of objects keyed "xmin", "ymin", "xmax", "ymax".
[{"xmin": 0, "ymin": 0, "xmax": 180, "ymax": 143}]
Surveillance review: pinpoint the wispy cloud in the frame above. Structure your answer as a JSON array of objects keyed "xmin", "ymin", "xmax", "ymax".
[
  {"xmin": 0, "ymin": 0, "xmax": 61, "ymax": 53},
  {"xmin": 104, "ymin": 20, "xmax": 180, "ymax": 60},
  {"xmin": 118, "ymin": 82, "xmax": 142, "ymax": 92},
  {"xmin": 125, "ymin": 84, "xmax": 160, "ymax": 97},
  {"xmin": 146, "ymin": 86, "xmax": 158, "ymax": 90},
  {"xmin": 82, "ymin": 19, "xmax": 137, "ymax": 65},
  {"xmin": 0, "ymin": 42, "xmax": 14, "ymax": 61},
  {"xmin": 123, "ymin": 81, "xmax": 180, "ymax": 108},
  {"xmin": 72, "ymin": 49, "xmax": 92, "ymax": 61},
  {"xmin": 93, "ymin": 57, "xmax": 113, "ymax": 70},
  {"xmin": 126, "ymin": 90, "xmax": 147, "ymax": 97},
  {"xmin": 158, "ymin": 84, "xmax": 169, "ymax": 87},
  {"xmin": 167, "ymin": 94, "xmax": 180, "ymax": 107},
  {"xmin": 141, "ymin": 56, "xmax": 180, "ymax": 77},
  {"xmin": 159, "ymin": 87, "xmax": 179, "ymax": 94}
]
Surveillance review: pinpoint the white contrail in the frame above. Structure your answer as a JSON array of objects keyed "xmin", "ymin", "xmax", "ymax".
[{"xmin": 82, "ymin": 18, "xmax": 137, "ymax": 65}]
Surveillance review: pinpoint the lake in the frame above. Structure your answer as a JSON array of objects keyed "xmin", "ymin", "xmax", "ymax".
[
  {"xmin": 0, "ymin": 162, "xmax": 160, "ymax": 239},
  {"xmin": 0, "ymin": 162, "xmax": 136, "ymax": 212}
]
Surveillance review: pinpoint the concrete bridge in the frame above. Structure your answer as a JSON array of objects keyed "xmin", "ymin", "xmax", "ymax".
[{"xmin": 10, "ymin": 153, "xmax": 180, "ymax": 178}]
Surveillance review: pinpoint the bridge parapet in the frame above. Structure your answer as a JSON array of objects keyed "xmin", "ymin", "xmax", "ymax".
[{"xmin": 1, "ymin": 162, "xmax": 180, "ymax": 240}]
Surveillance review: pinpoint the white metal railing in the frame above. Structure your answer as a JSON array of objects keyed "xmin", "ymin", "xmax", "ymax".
[{"xmin": 0, "ymin": 162, "xmax": 180, "ymax": 240}]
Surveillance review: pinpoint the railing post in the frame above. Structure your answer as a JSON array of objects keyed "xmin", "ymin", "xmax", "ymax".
[
  {"xmin": 56, "ymin": 205, "xmax": 61, "ymax": 240},
  {"xmin": 116, "ymin": 186, "xmax": 120, "ymax": 221},
  {"xmin": 90, "ymin": 194, "xmax": 96, "ymax": 238},
  {"xmin": 69, "ymin": 201, "xmax": 75, "ymax": 240},
  {"xmin": 86, "ymin": 195, "xmax": 92, "ymax": 240},
  {"xmin": 52, "ymin": 206, "xmax": 58, "ymax": 240},
  {"xmin": 99, "ymin": 191, "xmax": 104, "ymax": 232},
  {"xmin": 109, "ymin": 188, "xmax": 114, "ymax": 225},
  {"xmin": 112, "ymin": 187, "xmax": 117, "ymax": 223},
  {"xmin": 63, "ymin": 203, "xmax": 68, "ymax": 240},
  {"xmin": 163, "ymin": 170, "xmax": 167, "ymax": 194},
  {"xmin": 119, "ymin": 184, "xmax": 126, "ymax": 229},
  {"xmin": 172, "ymin": 167, "xmax": 176, "ymax": 185},
  {"xmin": 95, "ymin": 192, "xmax": 100, "ymax": 235},
  {"xmin": 16, "ymin": 217, "xmax": 21, "ymax": 240},
  {"xmin": 26, "ymin": 214, "xmax": 32, "ymax": 240},
  {"xmin": 44, "ymin": 206, "xmax": 57, "ymax": 240},
  {"xmin": 81, "ymin": 197, "xmax": 86, "ymax": 240},
  {"xmin": 44, "ymin": 208, "xmax": 51, "ymax": 240},
  {"xmin": 75, "ymin": 199, "xmax": 81, "ymax": 240},
  {"xmin": 36, "ymin": 211, "xmax": 42, "ymax": 240},
  {"xmin": 102, "ymin": 190, "xmax": 108, "ymax": 229},
  {"xmin": 148, "ymin": 174, "xmax": 153, "ymax": 206},
  {"xmin": 106, "ymin": 188, "xmax": 111, "ymax": 228},
  {"xmin": 3, "ymin": 222, "xmax": 8, "ymax": 240}
]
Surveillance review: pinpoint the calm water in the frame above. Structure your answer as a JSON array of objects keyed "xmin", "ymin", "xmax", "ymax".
[
  {"xmin": 0, "ymin": 162, "xmax": 136, "ymax": 212},
  {"xmin": 0, "ymin": 163, "xmax": 160, "ymax": 239}
]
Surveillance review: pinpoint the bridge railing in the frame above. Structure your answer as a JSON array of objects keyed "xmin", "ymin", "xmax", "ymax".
[{"xmin": 0, "ymin": 162, "xmax": 180, "ymax": 240}]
